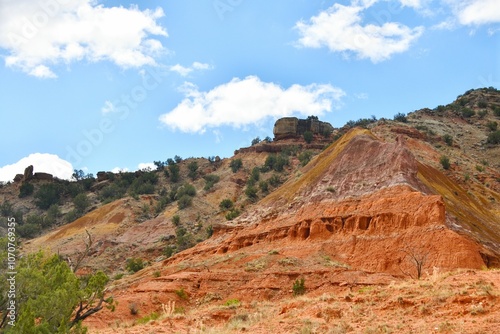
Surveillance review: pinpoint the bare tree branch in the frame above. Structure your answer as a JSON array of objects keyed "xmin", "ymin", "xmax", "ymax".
[{"xmin": 72, "ymin": 229, "xmax": 93, "ymax": 273}]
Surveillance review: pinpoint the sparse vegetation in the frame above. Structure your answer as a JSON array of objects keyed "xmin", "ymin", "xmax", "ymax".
[
  {"xmin": 34, "ymin": 183, "xmax": 62, "ymax": 209},
  {"xmin": 219, "ymin": 198, "xmax": 234, "ymax": 211},
  {"xmin": 225, "ymin": 208, "xmax": 240, "ymax": 220},
  {"xmin": 303, "ymin": 131, "xmax": 313, "ymax": 144},
  {"xmin": 440, "ymin": 155, "xmax": 450, "ymax": 170},
  {"xmin": 442, "ymin": 134, "xmax": 453, "ymax": 146},
  {"xmin": 18, "ymin": 182, "xmax": 34, "ymax": 198},
  {"xmin": 293, "ymin": 278, "xmax": 306, "ymax": 296},
  {"xmin": 126, "ymin": 258, "xmax": 146, "ymax": 273},
  {"xmin": 393, "ymin": 112, "xmax": 407, "ymax": 123},
  {"xmin": 461, "ymin": 108, "xmax": 475, "ymax": 118},
  {"xmin": 230, "ymin": 158, "xmax": 243, "ymax": 173},
  {"xmin": 487, "ymin": 121, "xmax": 498, "ymax": 131},
  {"xmin": 175, "ymin": 288, "xmax": 189, "ymax": 300},
  {"xmin": 187, "ymin": 161, "xmax": 198, "ymax": 180},
  {"xmin": 251, "ymin": 137, "xmax": 261, "ymax": 146},
  {"xmin": 203, "ymin": 174, "xmax": 220, "ymax": 191},
  {"xmin": 168, "ymin": 163, "xmax": 180, "ymax": 183},
  {"xmin": 264, "ymin": 153, "xmax": 289, "ymax": 172},
  {"xmin": 487, "ymin": 130, "xmax": 500, "ymax": 144},
  {"xmin": 298, "ymin": 150, "xmax": 313, "ymax": 166}
]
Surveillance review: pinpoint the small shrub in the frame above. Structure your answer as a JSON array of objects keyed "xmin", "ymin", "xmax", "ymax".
[
  {"xmin": 494, "ymin": 106, "xmax": 500, "ymax": 117},
  {"xmin": 462, "ymin": 108, "xmax": 475, "ymax": 118},
  {"xmin": 113, "ymin": 273, "xmax": 124, "ymax": 280},
  {"xmin": 163, "ymin": 246, "xmax": 175, "ymax": 258},
  {"xmin": 230, "ymin": 158, "xmax": 243, "ymax": 173},
  {"xmin": 486, "ymin": 121, "xmax": 498, "ymax": 131},
  {"xmin": 224, "ymin": 299, "xmax": 240, "ymax": 307},
  {"xmin": 206, "ymin": 225, "xmax": 213, "ymax": 238},
  {"xmin": 177, "ymin": 195, "xmax": 193, "ymax": 209},
  {"xmin": 219, "ymin": 198, "xmax": 234, "ymax": 211},
  {"xmin": 153, "ymin": 271, "xmax": 161, "ymax": 278},
  {"xmin": 19, "ymin": 182, "xmax": 34, "ymax": 198},
  {"xmin": 126, "ymin": 258, "xmax": 145, "ymax": 273},
  {"xmin": 476, "ymin": 165, "xmax": 485, "ymax": 172},
  {"xmin": 137, "ymin": 312, "xmax": 160, "ymax": 325},
  {"xmin": 168, "ymin": 164, "xmax": 180, "ymax": 183},
  {"xmin": 171, "ymin": 215, "xmax": 181, "ymax": 226},
  {"xmin": 259, "ymin": 180, "xmax": 269, "ymax": 193},
  {"xmin": 326, "ymin": 186, "xmax": 336, "ymax": 193},
  {"xmin": 293, "ymin": 278, "xmax": 306, "ymax": 296},
  {"xmin": 203, "ymin": 174, "xmax": 220, "ymax": 191},
  {"xmin": 64, "ymin": 209, "xmax": 81, "ymax": 223},
  {"xmin": 477, "ymin": 100, "xmax": 487, "ymax": 108},
  {"xmin": 175, "ymin": 288, "xmax": 188, "ymax": 300},
  {"xmin": 187, "ymin": 161, "xmax": 198, "ymax": 180},
  {"xmin": 298, "ymin": 151, "xmax": 313, "ymax": 166},
  {"xmin": 245, "ymin": 186, "xmax": 258, "ymax": 201},
  {"xmin": 174, "ymin": 155, "xmax": 183, "ymax": 164},
  {"xmin": 34, "ymin": 183, "xmax": 62, "ymax": 209},
  {"xmin": 440, "ymin": 156, "xmax": 450, "ymax": 170},
  {"xmin": 442, "ymin": 134, "xmax": 453, "ymax": 146},
  {"xmin": 487, "ymin": 130, "xmax": 500, "ymax": 144},
  {"xmin": 268, "ymin": 175, "xmax": 282, "ymax": 187},
  {"xmin": 73, "ymin": 193, "xmax": 90, "ymax": 214},
  {"xmin": 16, "ymin": 223, "xmax": 41, "ymax": 238},
  {"xmin": 251, "ymin": 137, "xmax": 261, "ymax": 146},
  {"xmin": 225, "ymin": 208, "xmax": 240, "ymax": 220},
  {"xmin": 393, "ymin": 112, "xmax": 407, "ymax": 123},
  {"xmin": 478, "ymin": 110, "xmax": 488, "ymax": 118},
  {"xmin": 303, "ymin": 131, "xmax": 313, "ymax": 144}
]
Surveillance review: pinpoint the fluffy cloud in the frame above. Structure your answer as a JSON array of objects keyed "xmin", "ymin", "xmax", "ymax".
[
  {"xmin": 454, "ymin": 0, "xmax": 500, "ymax": 25},
  {"xmin": 294, "ymin": 2, "xmax": 424, "ymax": 62},
  {"xmin": 0, "ymin": 153, "xmax": 73, "ymax": 182},
  {"xmin": 111, "ymin": 167, "xmax": 129, "ymax": 173},
  {"xmin": 0, "ymin": 0, "xmax": 167, "ymax": 78},
  {"xmin": 169, "ymin": 62, "xmax": 213, "ymax": 77},
  {"xmin": 159, "ymin": 76, "xmax": 345, "ymax": 133},
  {"xmin": 138, "ymin": 162, "xmax": 155, "ymax": 171}
]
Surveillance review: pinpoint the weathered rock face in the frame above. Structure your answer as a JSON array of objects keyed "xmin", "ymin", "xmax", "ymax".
[
  {"xmin": 23, "ymin": 165, "xmax": 34, "ymax": 181},
  {"xmin": 172, "ymin": 129, "xmax": 489, "ymax": 276},
  {"xmin": 33, "ymin": 172, "xmax": 53, "ymax": 181},
  {"xmin": 273, "ymin": 117, "xmax": 333, "ymax": 140},
  {"xmin": 13, "ymin": 174, "xmax": 23, "ymax": 183}
]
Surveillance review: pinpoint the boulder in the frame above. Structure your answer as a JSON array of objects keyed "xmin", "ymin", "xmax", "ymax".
[{"xmin": 14, "ymin": 174, "xmax": 24, "ymax": 183}]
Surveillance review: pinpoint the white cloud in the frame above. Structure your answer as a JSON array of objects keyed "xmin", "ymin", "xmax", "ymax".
[
  {"xmin": 111, "ymin": 167, "xmax": 129, "ymax": 173},
  {"xmin": 101, "ymin": 100, "xmax": 115, "ymax": 114},
  {"xmin": 0, "ymin": 153, "xmax": 73, "ymax": 182},
  {"xmin": 454, "ymin": 0, "xmax": 500, "ymax": 25},
  {"xmin": 294, "ymin": 2, "xmax": 424, "ymax": 62},
  {"xmin": 0, "ymin": 0, "xmax": 167, "ymax": 78},
  {"xmin": 138, "ymin": 162, "xmax": 155, "ymax": 171},
  {"xmin": 159, "ymin": 76, "xmax": 345, "ymax": 133},
  {"xmin": 169, "ymin": 62, "xmax": 213, "ymax": 77}
]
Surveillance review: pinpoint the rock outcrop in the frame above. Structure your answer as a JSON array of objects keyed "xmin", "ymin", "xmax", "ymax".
[
  {"xmin": 33, "ymin": 172, "xmax": 53, "ymax": 181},
  {"xmin": 273, "ymin": 117, "xmax": 333, "ymax": 140},
  {"xmin": 23, "ymin": 165, "xmax": 34, "ymax": 181}
]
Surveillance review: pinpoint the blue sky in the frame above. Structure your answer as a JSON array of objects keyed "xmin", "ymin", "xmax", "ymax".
[{"xmin": 0, "ymin": 0, "xmax": 499, "ymax": 181}]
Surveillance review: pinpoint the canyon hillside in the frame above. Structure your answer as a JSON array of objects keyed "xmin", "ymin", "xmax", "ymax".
[{"xmin": 1, "ymin": 88, "xmax": 500, "ymax": 333}]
